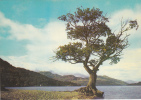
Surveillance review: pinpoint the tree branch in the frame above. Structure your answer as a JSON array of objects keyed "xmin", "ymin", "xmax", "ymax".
[{"xmin": 83, "ymin": 61, "xmax": 92, "ymax": 74}]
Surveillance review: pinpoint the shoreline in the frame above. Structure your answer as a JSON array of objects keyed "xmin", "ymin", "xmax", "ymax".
[{"xmin": 1, "ymin": 89, "xmax": 98, "ymax": 99}]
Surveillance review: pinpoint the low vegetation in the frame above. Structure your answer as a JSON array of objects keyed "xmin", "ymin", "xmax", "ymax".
[{"xmin": 1, "ymin": 89, "xmax": 99, "ymax": 100}]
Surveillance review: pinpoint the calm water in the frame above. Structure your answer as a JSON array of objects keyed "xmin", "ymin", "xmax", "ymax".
[{"xmin": 6, "ymin": 86, "xmax": 141, "ymax": 99}]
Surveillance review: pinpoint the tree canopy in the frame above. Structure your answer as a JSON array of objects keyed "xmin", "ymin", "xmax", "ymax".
[{"xmin": 54, "ymin": 7, "xmax": 138, "ymax": 74}]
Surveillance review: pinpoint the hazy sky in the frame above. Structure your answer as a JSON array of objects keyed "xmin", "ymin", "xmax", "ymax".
[{"xmin": 0, "ymin": 0, "xmax": 141, "ymax": 81}]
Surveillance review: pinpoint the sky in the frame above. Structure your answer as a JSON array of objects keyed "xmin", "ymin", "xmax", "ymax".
[{"xmin": 0, "ymin": 0, "xmax": 141, "ymax": 82}]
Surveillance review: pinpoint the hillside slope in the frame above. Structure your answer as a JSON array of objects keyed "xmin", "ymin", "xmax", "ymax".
[
  {"xmin": 128, "ymin": 82, "xmax": 141, "ymax": 86},
  {"xmin": 39, "ymin": 71, "xmax": 128, "ymax": 86},
  {"xmin": 0, "ymin": 58, "xmax": 79, "ymax": 87}
]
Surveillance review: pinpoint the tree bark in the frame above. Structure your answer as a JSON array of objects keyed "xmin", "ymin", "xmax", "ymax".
[
  {"xmin": 86, "ymin": 71, "xmax": 104, "ymax": 97},
  {"xmin": 75, "ymin": 61, "xmax": 104, "ymax": 97},
  {"xmin": 76, "ymin": 70, "xmax": 104, "ymax": 97},
  {"xmin": 87, "ymin": 71, "xmax": 97, "ymax": 91}
]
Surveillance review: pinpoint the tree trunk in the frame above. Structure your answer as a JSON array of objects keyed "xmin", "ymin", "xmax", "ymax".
[
  {"xmin": 87, "ymin": 71, "xmax": 104, "ymax": 97},
  {"xmin": 87, "ymin": 71, "xmax": 97, "ymax": 92},
  {"xmin": 75, "ymin": 62, "xmax": 104, "ymax": 97},
  {"xmin": 76, "ymin": 71, "xmax": 104, "ymax": 97}
]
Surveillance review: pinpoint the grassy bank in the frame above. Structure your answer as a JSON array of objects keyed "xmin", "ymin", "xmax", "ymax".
[{"xmin": 1, "ymin": 89, "xmax": 97, "ymax": 100}]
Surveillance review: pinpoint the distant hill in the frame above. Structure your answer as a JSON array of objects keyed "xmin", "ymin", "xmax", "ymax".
[
  {"xmin": 39, "ymin": 71, "xmax": 128, "ymax": 86},
  {"xmin": 126, "ymin": 80, "xmax": 137, "ymax": 84},
  {"xmin": 128, "ymin": 82, "xmax": 141, "ymax": 86},
  {"xmin": 0, "ymin": 58, "xmax": 80, "ymax": 87}
]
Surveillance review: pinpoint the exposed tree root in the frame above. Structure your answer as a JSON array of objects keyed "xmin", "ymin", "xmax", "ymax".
[{"xmin": 75, "ymin": 87, "xmax": 104, "ymax": 97}]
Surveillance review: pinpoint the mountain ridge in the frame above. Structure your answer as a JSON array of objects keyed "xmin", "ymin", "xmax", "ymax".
[
  {"xmin": 128, "ymin": 82, "xmax": 141, "ymax": 86},
  {"xmin": 0, "ymin": 58, "xmax": 80, "ymax": 87},
  {"xmin": 39, "ymin": 71, "xmax": 128, "ymax": 86}
]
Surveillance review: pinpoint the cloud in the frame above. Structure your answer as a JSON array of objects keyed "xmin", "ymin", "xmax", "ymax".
[
  {"xmin": 98, "ymin": 47, "xmax": 141, "ymax": 81},
  {"xmin": 0, "ymin": 11, "xmax": 70, "ymax": 57},
  {"xmin": 0, "ymin": 11, "xmax": 84, "ymax": 76},
  {"xmin": 1, "ymin": 55, "xmax": 88, "ymax": 77},
  {"xmin": 0, "ymin": 11, "xmax": 67, "ymax": 41},
  {"xmin": 0, "ymin": 11, "xmax": 79, "ymax": 76},
  {"xmin": 98, "ymin": 43, "xmax": 141, "ymax": 81},
  {"xmin": 0, "ymin": 3, "xmax": 141, "ymax": 82},
  {"xmin": 2, "ymin": 48, "xmax": 141, "ymax": 81},
  {"xmin": 98, "ymin": 5, "xmax": 141, "ymax": 81},
  {"xmin": 107, "ymin": 5, "xmax": 141, "ymax": 39},
  {"xmin": 0, "ymin": 12, "xmax": 40, "ymax": 40}
]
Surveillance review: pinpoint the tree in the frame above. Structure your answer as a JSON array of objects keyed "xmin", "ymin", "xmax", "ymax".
[{"xmin": 54, "ymin": 7, "xmax": 138, "ymax": 97}]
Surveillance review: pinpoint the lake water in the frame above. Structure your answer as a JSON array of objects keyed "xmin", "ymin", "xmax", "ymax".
[{"xmin": 6, "ymin": 86, "xmax": 141, "ymax": 99}]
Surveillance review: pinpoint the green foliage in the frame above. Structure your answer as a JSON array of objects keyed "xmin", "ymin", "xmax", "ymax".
[
  {"xmin": 55, "ymin": 42, "xmax": 83, "ymax": 62},
  {"xmin": 109, "ymin": 56, "xmax": 120, "ymax": 65},
  {"xmin": 58, "ymin": 7, "xmax": 110, "ymax": 41},
  {"xmin": 129, "ymin": 20, "xmax": 139, "ymax": 30},
  {"xmin": 55, "ymin": 7, "xmax": 138, "ymax": 73}
]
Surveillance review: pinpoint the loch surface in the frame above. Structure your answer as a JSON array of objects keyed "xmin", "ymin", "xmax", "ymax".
[{"xmin": 6, "ymin": 86, "xmax": 141, "ymax": 99}]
